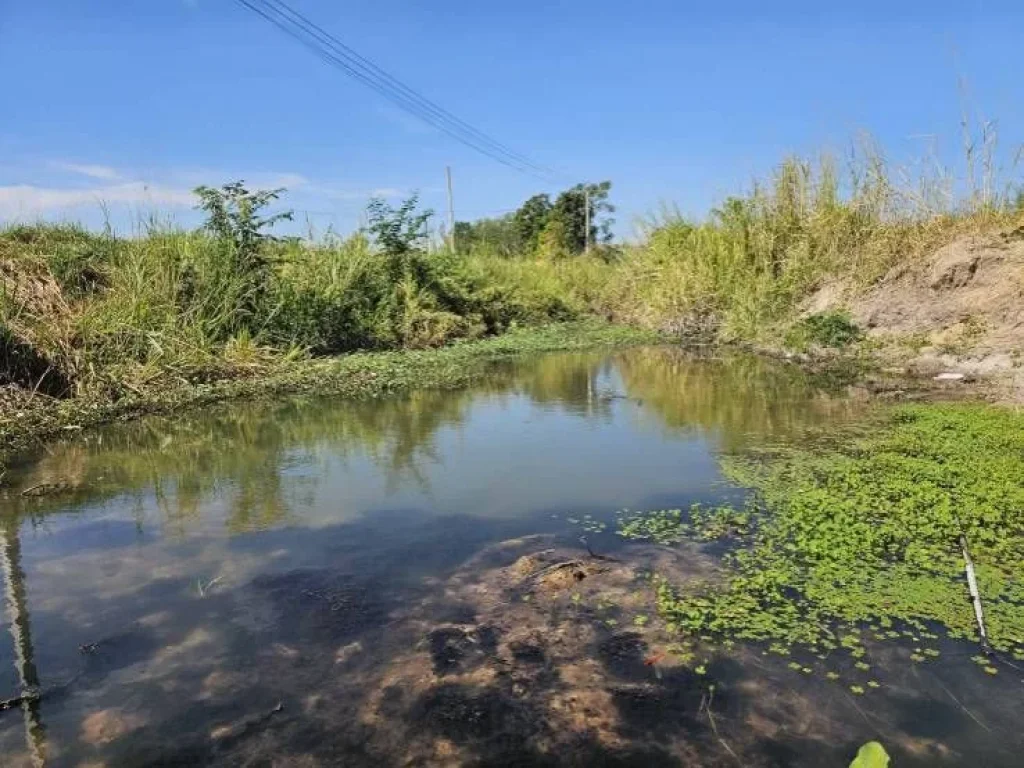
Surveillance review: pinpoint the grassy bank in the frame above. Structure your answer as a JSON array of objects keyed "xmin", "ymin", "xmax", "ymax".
[{"xmin": 0, "ymin": 321, "xmax": 659, "ymax": 468}]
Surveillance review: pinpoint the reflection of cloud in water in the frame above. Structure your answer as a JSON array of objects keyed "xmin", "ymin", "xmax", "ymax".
[{"xmin": 5, "ymin": 519, "xmax": 1021, "ymax": 765}]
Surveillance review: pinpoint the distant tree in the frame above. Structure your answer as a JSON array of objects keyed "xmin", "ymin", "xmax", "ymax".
[
  {"xmin": 451, "ymin": 181, "xmax": 616, "ymax": 259},
  {"xmin": 512, "ymin": 194, "xmax": 553, "ymax": 254},
  {"xmin": 453, "ymin": 215, "xmax": 519, "ymax": 257},
  {"xmin": 547, "ymin": 181, "xmax": 615, "ymax": 256}
]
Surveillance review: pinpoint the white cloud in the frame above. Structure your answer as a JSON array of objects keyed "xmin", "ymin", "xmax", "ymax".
[
  {"xmin": 0, "ymin": 182, "xmax": 196, "ymax": 218},
  {"xmin": 0, "ymin": 161, "xmax": 419, "ymax": 228},
  {"xmin": 47, "ymin": 161, "xmax": 124, "ymax": 181}
]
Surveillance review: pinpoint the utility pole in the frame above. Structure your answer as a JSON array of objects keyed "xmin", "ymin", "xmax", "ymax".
[
  {"xmin": 584, "ymin": 186, "xmax": 591, "ymax": 254},
  {"xmin": 445, "ymin": 166, "xmax": 456, "ymax": 253}
]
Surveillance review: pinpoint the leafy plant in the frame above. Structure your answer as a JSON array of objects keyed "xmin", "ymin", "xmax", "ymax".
[
  {"xmin": 194, "ymin": 181, "xmax": 293, "ymax": 262},
  {"xmin": 366, "ymin": 194, "xmax": 433, "ymax": 263},
  {"xmin": 849, "ymin": 742, "xmax": 890, "ymax": 768},
  {"xmin": 786, "ymin": 311, "xmax": 863, "ymax": 350},
  {"xmin": 194, "ymin": 181, "xmax": 294, "ymax": 328}
]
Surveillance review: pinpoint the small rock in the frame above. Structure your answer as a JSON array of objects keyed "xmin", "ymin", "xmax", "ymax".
[{"xmin": 934, "ymin": 372, "xmax": 966, "ymax": 381}]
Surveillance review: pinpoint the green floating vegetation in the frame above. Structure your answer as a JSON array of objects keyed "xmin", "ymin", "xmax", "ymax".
[
  {"xmin": 617, "ymin": 508, "xmax": 689, "ymax": 544},
  {"xmin": 849, "ymin": 741, "xmax": 890, "ymax": 768},
  {"xmin": 616, "ymin": 501, "xmax": 757, "ymax": 545},
  {"xmin": 622, "ymin": 404, "xmax": 1024, "ymax": 667}
]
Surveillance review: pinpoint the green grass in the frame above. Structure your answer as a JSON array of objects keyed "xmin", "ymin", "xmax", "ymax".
[
  {"xmin": 0, "ymin": 223, "xmax": 601, "ymax": 398},
  {"xmin": 623, "ymin": 403, "xmax": 1024, "ymax": 672}
]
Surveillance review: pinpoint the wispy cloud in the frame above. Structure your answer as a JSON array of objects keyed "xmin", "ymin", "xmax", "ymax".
[
  {"xmin": 0, "ymin": 161, "xmax": 419, "ymax": 227},
  {"xmin": 48, "ymin": 161, "xmax": 124, "ymax": 181},
  {"xmin": 0, "ymin": 182, "xmax": 195, "ymax": 217}
]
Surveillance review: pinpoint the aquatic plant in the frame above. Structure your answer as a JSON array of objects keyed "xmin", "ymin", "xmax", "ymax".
[
  {"xmin": 849, "ymin": 741, "xmax": 890, "ymax": 768},
  {"xmin": 616, "ymin": 508, "xmax": 689, "ymax": 545},
  {"xmin": 623, "ymin": 404, "xmax": 1024, "ymax": 670}
]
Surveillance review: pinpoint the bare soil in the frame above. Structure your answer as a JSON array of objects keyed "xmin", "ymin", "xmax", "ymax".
[{"xmin": 806, "ymin": 227, "xmax": 1024, "ymax": 401}]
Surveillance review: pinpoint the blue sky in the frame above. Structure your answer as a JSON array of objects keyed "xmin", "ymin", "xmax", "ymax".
[{"xmin": 1, "ymin": 0, "xmax": 1021, "ymax": 237}]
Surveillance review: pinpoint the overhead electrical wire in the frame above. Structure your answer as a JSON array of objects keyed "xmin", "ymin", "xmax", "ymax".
[
  {"xmin": 260, "ymin": 0, "xmax": 552, "ymax": 177},
  {"xmin": 234, "ymin": 0, "xmax": 553, "ymax": 179}
]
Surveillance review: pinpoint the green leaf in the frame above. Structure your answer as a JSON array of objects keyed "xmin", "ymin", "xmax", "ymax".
[{"xmin": 849, "ymin": 741, "xmax": 890, "ymax": 768}]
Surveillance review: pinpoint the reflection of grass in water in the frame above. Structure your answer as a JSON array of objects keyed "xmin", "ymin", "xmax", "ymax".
[
  {"xmin": 13, "ymin": 388, "xmax": 477, "ymax": 533},
  {"xmin": 11, "ymin": 346, "xmax": 862, "ymax": 539},
  {"xmin": 10, "ymin": 346, "xmax": 627, "ymax": 532},
  {"xmin": 614, "ymin": 347, "xmax": 864, "ymax": 450},
  {"xmin": 630, "ymin": 404, "xmax": 1024, "ymax": 676}
]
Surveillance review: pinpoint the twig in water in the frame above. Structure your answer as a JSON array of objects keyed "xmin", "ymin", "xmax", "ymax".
[
  {"xmin": 578, "ymin": 536, "xmax": 620, "ymax": 562},
  {"xmin": 703, "ymin": 685, "xmax": 740, "ymax": 763},
  {"xmin": 958, "ymin": 529, "xmax": 1024, "ymax": 675},
  {"xmin": 933, "ymin": 676, "xmax": 991, "ymax": 732},
  {"xmin": 960, "ymin": 534, "xmax": 991, "ymax": 653},
  {"xmin": 196, "ymin": 575, "xmax": 223, "ymax": 598}
]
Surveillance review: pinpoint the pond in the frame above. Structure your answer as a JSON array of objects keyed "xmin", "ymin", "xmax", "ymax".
[{"xmin": 0, "ymin": 347, "xmax": 1019, "ymax": 766}]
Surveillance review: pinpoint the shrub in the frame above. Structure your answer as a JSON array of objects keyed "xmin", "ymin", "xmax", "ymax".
[{"xmin": 785, "ymin": 311, "xmax": 863, "ymax": 349}]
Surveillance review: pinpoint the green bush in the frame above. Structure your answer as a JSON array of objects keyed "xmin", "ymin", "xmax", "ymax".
[{"xmin": 785, "ymin": 311, "xmax": 863, "ymax": 349}]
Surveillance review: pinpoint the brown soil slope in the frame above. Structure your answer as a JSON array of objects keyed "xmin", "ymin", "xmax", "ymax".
[{"xmin": 811, "ymin": 228, "xmax": 1024, "ymax": 398}]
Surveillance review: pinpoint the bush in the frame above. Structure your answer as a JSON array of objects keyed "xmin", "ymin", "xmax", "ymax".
[{"xmin": 785, "ymin": 311, "xmax": 863, "ymax": 349}]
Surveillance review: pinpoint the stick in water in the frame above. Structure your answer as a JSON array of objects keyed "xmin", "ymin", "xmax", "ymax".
[{"xmin": 960, "ymin": 534, "xmax": 991, "ymax": 653}]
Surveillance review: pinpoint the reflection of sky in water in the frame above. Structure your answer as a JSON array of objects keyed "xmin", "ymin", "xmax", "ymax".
[{"xmin": 5, "ymin": 349, "xmax": 1018, "ymax": 766}]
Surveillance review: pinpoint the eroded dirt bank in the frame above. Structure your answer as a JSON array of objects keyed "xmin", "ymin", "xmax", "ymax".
[{"xmin": 806, "ymin": 228, "xmax": 1024, "ymax": 401}]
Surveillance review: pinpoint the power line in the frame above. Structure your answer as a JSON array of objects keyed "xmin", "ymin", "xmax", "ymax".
[
  {"xmin": 262, "ymin": 0, "xmax": 552, "ymax": 177},
  {"xmin": 234, "ymin": 0, "xmax": 552, "ymax": 179}
]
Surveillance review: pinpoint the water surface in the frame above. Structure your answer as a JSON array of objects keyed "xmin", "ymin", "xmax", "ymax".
[{"xmin": 0, "ymin": 348, "xmax": 1018, "ymax": 766}]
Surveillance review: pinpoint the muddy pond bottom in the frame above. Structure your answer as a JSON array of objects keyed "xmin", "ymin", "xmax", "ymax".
[{"xmin": 1, "ymin": 348, "xmax": 1020, "ymax": 767}]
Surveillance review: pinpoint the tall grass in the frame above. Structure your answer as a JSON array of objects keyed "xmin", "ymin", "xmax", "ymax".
[
  {"xmin": 0, "ymin": 220, "xmax": 590, "ymax": 398},
  {"xmin": 599, "ymin": 135, "xmax": 1023, "ymax": 340}
]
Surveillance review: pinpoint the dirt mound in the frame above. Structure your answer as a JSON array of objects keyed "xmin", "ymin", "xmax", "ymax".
[{"xmin": 809, "ymin": 229, "xmax": 1024, "ymax": 397}]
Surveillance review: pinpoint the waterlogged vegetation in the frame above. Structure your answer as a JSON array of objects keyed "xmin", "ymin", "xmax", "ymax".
[
  {"xmin": 0, "ymin": 321, "xmax": 658, "ymax": 467},
  {"xmin": 618, "ymin": 404, "xmax": 1024, "ymax": 680}
]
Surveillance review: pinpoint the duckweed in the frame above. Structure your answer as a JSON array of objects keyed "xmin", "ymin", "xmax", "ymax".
[
  {"xmin": 616, "ymin": 508, "xmax": 689, "ymax": 544},
  {"xmin": 624, "ymin": 405, "xmax": 1024, "ymax": 672}
]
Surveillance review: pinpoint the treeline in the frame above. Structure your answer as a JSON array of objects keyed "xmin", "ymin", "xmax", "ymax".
[{"xmin": 453, "ymin": 181, "xmax": 616, "ymax": 260}]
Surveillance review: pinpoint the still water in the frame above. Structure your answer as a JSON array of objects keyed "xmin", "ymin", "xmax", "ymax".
[{"xmin": 0, "ymin": 348, "xmax": 1018, "ymax": 766}]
